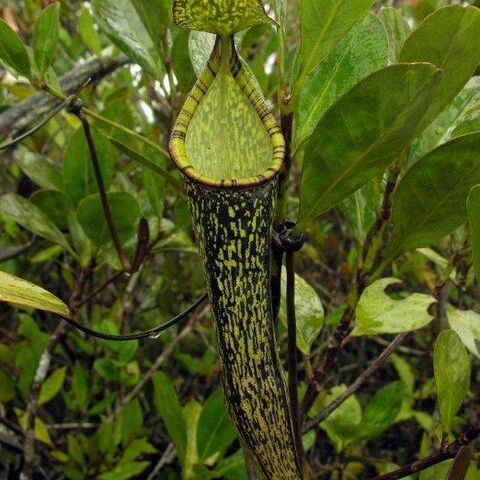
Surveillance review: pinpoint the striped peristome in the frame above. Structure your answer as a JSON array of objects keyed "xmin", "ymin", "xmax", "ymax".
[{"xmin": 170, "ymin": 36, "xmax": 306, "ymax": 479}]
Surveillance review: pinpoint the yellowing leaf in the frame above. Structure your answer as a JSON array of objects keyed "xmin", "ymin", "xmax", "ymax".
[
  {"xmin": 0, "ymin": 271, "xmax": 71, "ymax": 318},
  {"xmin": 352, "ymin": 278, "xmax": 436, "ymax": 336},
  {"xmin": 39, "ymin": 367, "xmax": 67, "ymax": 406},
  {"xmin": 447, "ymin": 306, "xmax": 480, "ymax": 358}
]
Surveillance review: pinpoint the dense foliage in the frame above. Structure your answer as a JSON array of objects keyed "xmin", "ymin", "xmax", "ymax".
[{"xmin": 0, "ymin": 0, "xmax": 479, "ymax": 479}]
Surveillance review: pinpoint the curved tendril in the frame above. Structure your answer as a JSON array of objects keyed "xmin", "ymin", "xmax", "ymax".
[
  {"xmin": 61, "ymin": 293, "xmax": 208, "ymax": 342},
  {"xmin": 0, "ymin": 98, "xmax": 70, "ymax": 151}
]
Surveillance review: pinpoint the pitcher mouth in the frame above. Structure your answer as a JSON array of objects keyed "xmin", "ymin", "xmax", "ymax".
[{"xmin": 169, "ymin": 36, "xmax": 285, "ymax": 190}]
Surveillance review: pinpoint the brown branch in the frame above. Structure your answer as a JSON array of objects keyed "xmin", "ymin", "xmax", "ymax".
[
  {"xmin": 369, "ymin": 427, "xmax": 480, "ymax": 480},
  {"xmin": 303, "ymin": 333, "xmax": 408, "ymax": 433},
  {"xmin": 301, "ymin": 155, "xmax": 405, "ymax": 417},
  {"xmin": 0, "ymin": 55, "xmax": 129, "ymax": 139},
  {"xmin": 76, "ymin": 111, "xmax": 131, "ymax": 271}
]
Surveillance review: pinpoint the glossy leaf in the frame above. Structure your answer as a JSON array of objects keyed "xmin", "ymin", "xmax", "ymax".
[
  {"xmin": 92, "ymin": 0, "xmax": 163, "ymax": 77},
  {"xmin": 447, "ymin": 306, "xmax": 480, "ymax": 359},
  {"xmin": 173, "ymin": 0, "xmax": 271, "ymax": 35},
  {"xmin": 468, "ymin": 185, "xmax": 480, "ymax": 285},
  {"xmin": 77, "ymin": 192, "xmax": 140, "ymax": 247},
  {"xmin": 0, "ymin": 271, "xmax": 70, "ymax": 318},
  {"xmin": 63, "ymin": 127, "xmax": 115, "ymax": 206},
  {"xmin": 39, "ymin": 367, "xmax": 66, "ymax": 405},
  {"xmin": 294, "ymin": 13, "xmax": 389, "ymax": 150},
  {"xmin": 399, "ymin": 5, "xmax": 480, "ymax": 131},
  {"xmin": 152, "ymin": 371, "xmax": 187, "ymax": 465},
  {"xmin": 189, "ymin": 31, "xmax": 215, "ymax": 76},
  {"xmin": 409, "ymin": 77, "xmax": 480, "ymax": 165},
  {"xmin": 131, "ymin": 0, "xmax": 170, "ymax": 48},
  {"xmin": 353, "ymin": 278, "xmax": 435, "ymax": 336},
  {"xmin": 0, "ymin": 19, "xmax": 31, "ymax": 78},
  {"xmin": 108, "ymin": 137, "xmax": 181, "ymax": 190},
  {"xmin": 210, "ymin": 450, "xmax": 247, "ymax": 479},
  {"xmin": 297, "ymin": 63, "xmax": 442, "ymax": 225},
  {"xmin": 351, "ymin": 381, "xmax": 405, "ymax": 443},
  {"xmin": 320, "ymin": 384, "xmax": 362, "ymax": 453},
  {"xmin": 279, "ymin": 268, "xmax": 325, "ymax": 355},
  {"xmin": 387, "ymin": 133, "xmax": 480, "ymax": 260},
  {"xmin": 434, "ymin": 330, "xmax": 470, "ymax": 433},
  {"xmin": 33, "ymin": 3, "xmax": 60, "ymax": 75},
  {"xmin": 295, "ymin": 0, "xmax": 375, "ymax": 96},
  {"xmin": 341, "ymin": 180, "xmax": 381, "ymax": 244},
  {"xmin": 377, "ymin": 7, "xmax": 411, "ymax": 63},
  {"xmin": 15, "ymin": 148, "xmax": 63, "ymax": 191},
  {"xmin": 0, "ymin": 193, "xmax": 73, "ymax": 253},
  {"xmin": 197, "ymin": 390, "xmax": 236, "ymax": 463}
]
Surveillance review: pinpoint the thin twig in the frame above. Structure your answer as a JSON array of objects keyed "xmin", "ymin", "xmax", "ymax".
[
  {"xmin": 0, "ymin": 98, "xmax": 69, "ymax": 151},
  {"xmin": 76, "ymin": 111, "xmax": 131, "ymax": 271},
  {"xmin": 61, "ymin": 293, "xmax": 207, "ymax": 341},
  {"xmin": 112, "ymin": 315, "xmax": 200, "ymax": 417},
  {"xmin": 146, "ymin": 443, "xmax": 175, "ymax": 480},
  {"xmin": 369, "ymin": 427, "xmax": 480, "ymax": 480},
  {"xmin": 304, "ymin": 333, "xmax": 408, "ymax": 433}
]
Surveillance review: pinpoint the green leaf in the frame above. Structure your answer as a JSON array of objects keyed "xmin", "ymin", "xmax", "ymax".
[
  {"xmin": 352, "ymin": 278, "xmax": 436, "ymax": 336},
  {"xmin": 434, "ymin": 330, "xmax": 470, "ymax": 433},
  {"xmin": 77, "ymin": 192, "xmax": 140, "ymax": 248},
  {"xmin": 0, "ymin": 370, "xmax": 15, "ymax": 403},
  {"xmin": 447, "ymin": 306, "xmax": 480, "ymax": 358},
  {"xmin": 468, "ymin": 185, "xmax": 480, "ymax": 286},
  {"xmin": 409, "ymin": 77, "xmax": 480, "ymax": 165},
  {"xmin": 94, "ymin": 358, "xmax": 117, "ymax": 381},
  {"xmin": 319, "ymin": 384, "xmax": 362, "ymax": 453},
  {"xmin": 15, "ymin": 148, "xmax": 63, "ymax": 191},
  {"xmin": 0, "ymin": 19, "xmax": 31, "ymax": 78},
  {"xmin": 341, "ymin": 180, "xmax": 381, "ymax": 245},
  {"xmin": 279, "ymin": 268, "xmax": 325, "ymax": 355},
  {"xmin": 173, "ymin": 0, "xmax": 272, "ymax": 36},
  {"xmin": 295, "ymin": 0, "xmax": 375, "ymax": 97},
  {"xmin": 63, "ymin": 127, "xmax": 115, "ymax": 206},
  {"xmin": 92, "ymin": 0, "xmax": 163, "ymax": 77},
  {"xmin": 152, "ymin": 371, "xmax": 187, "ymax": 465},
  {"xmin": 387, "ymin": 132, "xmax": 480, "ymax": 260},
  {"xmin": 0, "ymin": 193, "xmax": 72, "ymax": 253},
  {"xmin": 98, "ymin": 461, "xmax": 150, "ymax": 480},
  {"xmin": 72, "ymin": 362, "xmax": 88, "ymax": 410},
  {"xmin": 108, "ymin": 137, "xmax": 181, "ymax": 190},
  {"xmin": 294, "ymin": 13, "xmax": 389, "ymax": 150},
  {"xmin": 172, "ymin": 30, "xmax": 196, "ymax": 93},
  {"xmin": 351, "ymin": 381, "xmax": 405, "ymax": 443},
  {"xmin": 79, "ymin": 7, "xmax": 102, "ymax": 55},
  {"xmin": 121, "ymin": 399, "xmax": 144, "ymax": 445},
  {"xmin": 39, "ymin": 366, "xmax": 66, "ymax": 405},
  {"xmin": 399, "ymin": 5, "xmax": 480, "ymax": 131},
  {"xmin": 297, "ymin": 63, "xmax": 442, "ymax": 225},
  {"xmin": 30, "ymin": 190, "xmax": 71, "ymax": 231},
  {"xmin": 189, "ymin": 31, "xmax": 215, "ymax": 76},
  {"xmin": 131, "ymin": 0, "xmax": 169, "ymax": 48},
  {"xmin": 377, "ymin": 7, "xmax": 411, "ymax": 63},
  {"xmin": 33, "ymin": 2, "xmax": 60, "ymax": 75},
  {"xmin": 197, "ymin": 390, "xmax": 236, "ymax": 464},
  {"xmin": 210, "ymin": 450, "xmax": 247, "ymax": 480}
]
